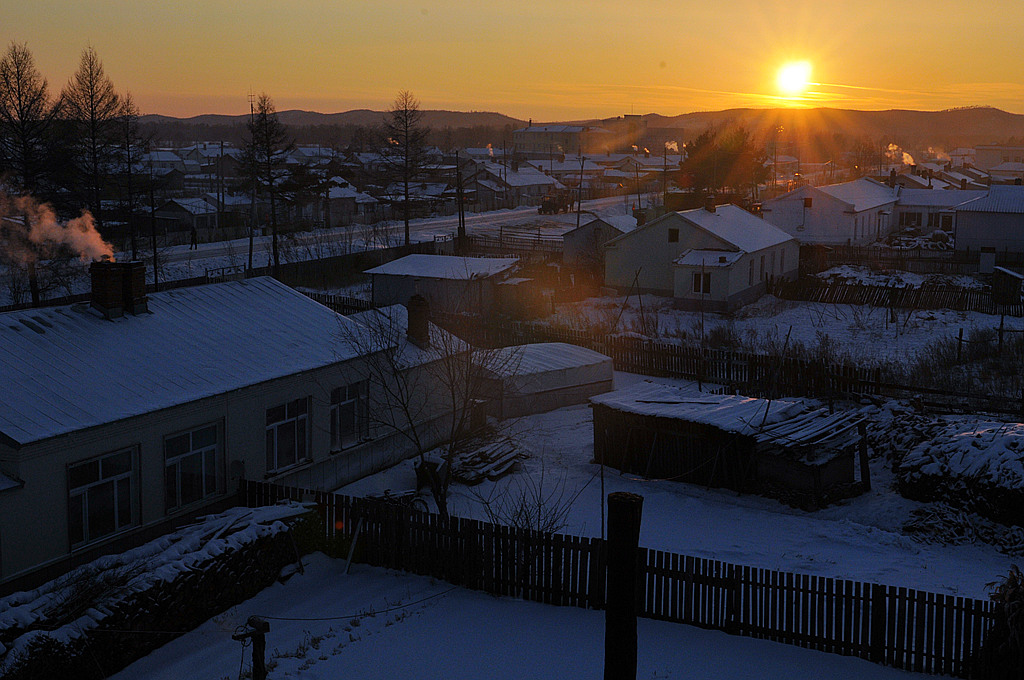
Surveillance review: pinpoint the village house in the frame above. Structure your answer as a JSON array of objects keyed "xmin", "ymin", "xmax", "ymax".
[
  {"xmin": 365, "ymin": 254, "xmax": 519, "ymax": 315},
  {"xmin": 562, "ymin": 215, "xmax": 639, "ymax": 270},
  {"xmin": 0, "ymin": 264, "xmax": 454, "ymax": 591},
  {"xmin": 761, "ymin": 178, "xmax": 898, "ymax": 245},
  {"xmin": 893, "ymin": 188, "xmax": 987, "ymax": 232},
  {"xmin": 604, "ymin": 202, "xmax": 797, "ymax": 308},
  {"xmin": 953, "ymin": 185, "xmax": 1024, "ymax": 258},
  {"xmin": 472, "ymin": 161, "xmax": 564, "ymax": 209}
]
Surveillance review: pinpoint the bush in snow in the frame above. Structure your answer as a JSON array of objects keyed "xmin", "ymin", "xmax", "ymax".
[{"xmin": 972, "ymin": 565, "xmax": 1024, "ymax": 679}]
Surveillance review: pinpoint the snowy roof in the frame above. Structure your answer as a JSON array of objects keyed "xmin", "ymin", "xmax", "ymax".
[
  {"xmin": 161, "ymin": 198, "xmax": 216, "ymax": 215},
  {"xmin": 479, "ymin": 162, "xmax": 561, "ymax": 188},
  {"xmin": 818, "ymin": 178, "xmax": 897, "ymax": 212},
  {"xmin": 677, "ymin": 204, "xmax": 794, "ymax": 252},
  {"xmin": 674, "ymin": 249, "xmax": 745, "ymax": 267},
  {"xmin": 991, "ymin": 162, "xmax": 1024, "ymax": 172},
  {"xmin": 590, "ymin": 382, "xmax": 865, "ymax": 452},
  {"xmin": 490, "ymin": 342, "xmax": 612, "ymax": 378},
  {"xmin": 365, "ymin": 254, "xmax": 518, "ymax": 280},
  {"xmin": 957, "ymin": 186, "xmax": 1024, "ymax": 213},
  {"xmin": 896, "ymin": 189, "xmax": 988, "ymax": 208},
  {"xmin": 0, "ymin": 278, "xmax": 366, "ymax": 447},
  {"xmin": 343, "ymin": 304, "xmax": 468, "ymax": 370},
  {"xmin": 0, "ymin": 471, "xmax": 21, "ymax": 492}
]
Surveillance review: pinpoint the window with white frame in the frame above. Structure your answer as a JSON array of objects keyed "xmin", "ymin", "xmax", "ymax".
[
  {"xmin": 266, "ymin": 397, "xmax": 309, "ymax": 473},
  {"xmin": 331, "ymin": 381, "xmax": 369, "ymax": 450},
  {"xmin": 68, "ymin": 449, "xmax": 134, "ymax": 547},
  {"xmin": 164, "ymin": 423, "xmax": 222, "ymax": 512}
]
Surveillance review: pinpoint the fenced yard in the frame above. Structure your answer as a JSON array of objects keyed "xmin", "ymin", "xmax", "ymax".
[{"xmin": 244, "ymin": 480, "xmax": 996, "ymax": 678}]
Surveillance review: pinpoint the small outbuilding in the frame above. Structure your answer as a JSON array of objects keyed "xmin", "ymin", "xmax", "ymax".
[
  {"xmin": 365, "ymin": 254, "xmax": 519, "ymax": 315},
  {"xmin": 591, "ymin": 382, "xmax": 867, "ymax": 504},
  {"xmin": 482, "ymin": 343, "xmax": 614, "ymax": 418}
]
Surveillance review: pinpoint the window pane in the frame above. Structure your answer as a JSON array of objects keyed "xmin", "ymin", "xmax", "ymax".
[
  {"xmin": 165, "ymin": 463, "xmax": 178, "ymax": 511},
  {"xmin": 331, "ymin": 387, "xmax": 341, "ymax": 404},
  {"xmin": 266, "ymin": 405, "xmax": 285, "ymax": 425},
  {"xmin": 266, "ymin": 428, "xmax": 276, "ymax": 470},
  {"xmin": 297, "ymin": 417, "xmax": 307, "ymax": 460},
  {"xmin": 290, "ymin": 398, "xmax": 307, "ymax": 417},
  {"xmin": 205, "ymin": 449, "xmax": 218, "ymax": 495},
  {"xmin": 330, "ymin": 407, "xmax": 338, "ymax": 448},
  {"xmin": 278, "ymin": 422, "xmax": 296, "ymax": 468},
  {"xmin": 68, "ymin": 461, "xmax": 99, "ymax": 490},
  {"xmin": 102, "ymin": 450, "xmax": 132, "ymax": 479},
  {"xmin": 165, "ymin": 434, "xmax": 190, "ymax": 460},
  {"xmin": 117, "ymin": 477, "xmax": 132, "ymax": 528},
  {"xmin": 193, "ymin": 425, "xmax": 217, "ymax": 450},
  {"xmin": 69, "ymin": 493, "xmax": 85, "ymax": 545},
  {"xmin": 180, "ymin": 452, "xmax": 203, "ymax": 506},
  {"xmin": 88, "ymin": 482, "xmax": 115, "ymax": 539}
]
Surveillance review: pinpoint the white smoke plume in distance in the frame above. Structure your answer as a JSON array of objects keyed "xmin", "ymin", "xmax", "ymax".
[{"xmin": 0, "ymin": 192, "xmax": 115, "ymax": 264}]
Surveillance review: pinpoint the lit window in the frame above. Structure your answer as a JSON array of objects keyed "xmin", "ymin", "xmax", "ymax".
[
  {"xmin": 68, "ymin": 449, "xmax": 134, "ymax": 547},
  {"xmin": 266, "ymin": 398, "xmax": 310, "ymax": 473},
  {"xmin": 165, "ymin": 424, "xmax": 222, "ymax": 512},
  {"xmin": 331, "ymin": 381, "xmax": 369, "ymax": 450}
]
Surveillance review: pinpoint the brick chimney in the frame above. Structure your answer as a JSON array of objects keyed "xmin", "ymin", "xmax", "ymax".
[
  {"xmin": 406, "ymin": 294, "xmax": 430, "ymax": 348},
  {"xmin": 90, "ymin": 261, "xmax": 149, "ymax": 320},
  {"xmin": 704, "ymin": 195, "xmax": 716, "ymax": 213}
]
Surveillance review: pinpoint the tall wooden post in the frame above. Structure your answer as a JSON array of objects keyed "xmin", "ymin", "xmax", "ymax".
[
  {"xmin": 233, "ymin": 616, "xmax": 270, "ymax": 680},
  {"xmin": 605, "ymin": 492, "xmax": 644, "ymax": 680}
]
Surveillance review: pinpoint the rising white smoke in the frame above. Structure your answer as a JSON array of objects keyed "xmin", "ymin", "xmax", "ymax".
[{"xmin": 0, "ymin": 192, "xmax": 115, "ymax": 264}]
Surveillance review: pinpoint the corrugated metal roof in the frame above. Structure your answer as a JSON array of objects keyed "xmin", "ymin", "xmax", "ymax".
[
  {"xmin": 365, "ymin": 254, "xmax": 518, "ymax": 280},
  {"xmin": 492, "ymin": 342, "xmax": 611, "ymax": 377},
  {"xmin": 957, "ymin": 185, "xmax": 1024, "ymax": 213},
  {"xmin": 0, "ymin": 277, "xmax": 365, "ymax": 447}
]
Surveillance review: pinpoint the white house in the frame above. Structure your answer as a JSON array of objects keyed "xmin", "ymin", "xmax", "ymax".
[
  {"xmin": 761, "ymin": 178, "xmax": 898, "ymax": 245},
  {"xmin": 0, "ymin": 263, "xmax": 452, "ymax": 591},
  {"xmin": 604, "ymin": 203, "xmax": 798, "ymax": 309},
  {"xmin": 894, "ymin": 188, "xmax": 987, "ymax": 231}
]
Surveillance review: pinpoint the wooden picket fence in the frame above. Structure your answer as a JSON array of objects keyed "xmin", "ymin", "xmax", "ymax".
[
  {"xmin": 243, "ymin": 480, "xmax": 995, "ymax": 677},
  {"xmin": 775, "ymin": 279, "xmax": 1024, "ymax": 317}
]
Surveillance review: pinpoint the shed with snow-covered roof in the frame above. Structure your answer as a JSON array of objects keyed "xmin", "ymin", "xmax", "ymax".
[
  {"xmin": 590, "ymin": 382, "xmax": 867, "ymax": 504},
  {"xmin": 761, "ymin": 178, "xmax": 898, "ymax": 246},
  {"xmin": 562, "ymin": 215, "xmax": 638, "ymax": 270},
  {"xmin": 481, "ymin": 343, "xmax": 613, "ymax": 418},
  {"xmin": 0, "ymin": 264, "xmax": 454, "ymax": 592},
  {"xmin": 604, "ymin": 203, "xmax": 798, "ymax": 310},
  {"xmin": 365, "ymin": 254, "xmax": 519, "ymax": 315}
]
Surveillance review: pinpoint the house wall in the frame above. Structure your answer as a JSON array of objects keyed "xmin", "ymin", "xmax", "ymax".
[
  {"xmin": 563, "ymin": 223, "xmax": 623, "ymax": 268},
  {"xmin": 671, "ymin": 242, "xmax": 799, "ymax": 312},
  {"xmin": 371, "ymin": 274, "xmax": 496, "ymax": 315},
  {"xmin": 605, "ymin": 213, "xmax": 728, "ymax": 294},
  {"xmin": 0, "ymin": 356, "xmax": 443, "ymax": 586},
  {"xmin": 955, "ymin": 211, "xmax": 1024, "ymax": 254},
  {"xmin": 762, "ymin": 187, "xmax": 894, "ymax": 246}
]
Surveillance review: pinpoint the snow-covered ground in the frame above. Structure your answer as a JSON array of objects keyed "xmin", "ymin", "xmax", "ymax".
[
  {"xmin": 112, "ymin": 553, "xmax": 930, "ymax": 680},
  {"xmin": 340, "ymin": 373, "xmax": 1013, "ymax": 600},
  {"xmin": 815, "ymin": 264, "xmax": 985, "ymax": 290},
  {"xmin": 548, "ymin": 293, "xmax": 1023, "ymax": 363}
]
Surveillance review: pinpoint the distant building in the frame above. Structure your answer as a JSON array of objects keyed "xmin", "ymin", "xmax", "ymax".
[
  {"xmin": 975, "ymin": 144, "xmax": 1024, "ymax": 171},
  {"xmin": 562, "ymin": 215, "xmax": 638, "ymax": 270},
  {"xmin": 604, "ymin": 203, "xmax": 797, "ymax": 310},
  {"xmin": 512, "ymin": 125, "xmax": 616, "ymax": 156}
]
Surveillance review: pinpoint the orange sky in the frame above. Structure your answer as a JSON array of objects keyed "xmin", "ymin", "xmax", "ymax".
[{"xmin": 3, "ymin": 1, "xmax": 1023, "ymax": 120}]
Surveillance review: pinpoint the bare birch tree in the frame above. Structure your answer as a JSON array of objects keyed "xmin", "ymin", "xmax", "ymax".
[
  {"xmin": 380, "ymin": 90, "xmax": 432, "ymax": 245},
  {"xmin": 241, "ymin": 93, "xmax": 291, "ymax": 276}
]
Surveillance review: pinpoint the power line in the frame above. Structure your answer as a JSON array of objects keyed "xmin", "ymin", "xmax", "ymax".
[{"xmin": 256, "ymin": 586, "xmax": 459, "ymax": 622}]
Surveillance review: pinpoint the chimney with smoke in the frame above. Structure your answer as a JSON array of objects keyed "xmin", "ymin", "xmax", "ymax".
[
  {"xmin": 91, "ymin": 261, "xmax": 148, "ymax": 319},
  {"xmin": 406, "ymin": 294, "xmax": 430, "ymax": 348}
]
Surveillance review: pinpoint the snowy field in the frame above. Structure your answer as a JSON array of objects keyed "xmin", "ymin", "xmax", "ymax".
[
  {"xmin": 339, "ymin": 373, "xmax": 1013, "ymax": 600},
  {"xmin": 548, "ymin": 292, "xmax": 1022, "ymax": 363},
  {"xmin": 111, "ymin": 553, "xmax": 931, "ymax": 680}
]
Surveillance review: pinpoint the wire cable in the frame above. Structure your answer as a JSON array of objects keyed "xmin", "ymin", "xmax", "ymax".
[{"xmin": 256, "ymin": 585, "xmax": 459, "ymax": 622}]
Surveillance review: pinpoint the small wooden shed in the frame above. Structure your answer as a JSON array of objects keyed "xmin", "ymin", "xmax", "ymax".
[{"xmin": 591, "ymin": 382, "xmax": 867, "ymax": 504}]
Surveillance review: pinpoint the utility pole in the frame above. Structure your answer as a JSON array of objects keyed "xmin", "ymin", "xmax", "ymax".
[
  {"xmin": 576, "ymin": 154, "xmax": 587, "ymax": 231},
  {"xmin": 248, "ymin": 91, "xmax": 257, "ymax": 272},
  {"xmin": 455, "ymin": 150, "xmax": 466, "ymax": 253}
]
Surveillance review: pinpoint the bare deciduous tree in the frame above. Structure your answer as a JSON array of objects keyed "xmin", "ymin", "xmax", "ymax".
[
  {"xmin": 0, "ymin": 42, "xmax": 60, "ymax": 195},
  {"xmin": 61, "ymin": 46, "xmax": 121, "ymax": 230},
  {"xmin": 241, "ymin": 93, "xmax": 292, "ymax": 276}
]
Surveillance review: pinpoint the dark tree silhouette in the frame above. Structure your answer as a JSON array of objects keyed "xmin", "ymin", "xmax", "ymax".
[
  {"xmin": 241, "ymin": 93, "xmax": 292, "ymax": 275},
  {"xmin": 0, "ymin": 42, "xmax": 60, "ymax": 195},
  {"xmin": 381, "ymin": 90, "xmax": 432, "ymax": 245}
]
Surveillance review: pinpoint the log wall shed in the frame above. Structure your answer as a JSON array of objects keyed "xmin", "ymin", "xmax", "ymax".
[{"xmin": 590, "ymin": 383, "xmax": 868, "ymax": 505}]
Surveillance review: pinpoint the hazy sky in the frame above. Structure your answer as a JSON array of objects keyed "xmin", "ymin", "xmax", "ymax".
[{"xmin": 4, "ymin": 0, "xmax": 1023, "ymax": 119}]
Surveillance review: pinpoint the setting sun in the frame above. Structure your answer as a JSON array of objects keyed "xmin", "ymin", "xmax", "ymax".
[{"xmin": 777, "ymin": 61, "xmax": 812, "ymax": 97}]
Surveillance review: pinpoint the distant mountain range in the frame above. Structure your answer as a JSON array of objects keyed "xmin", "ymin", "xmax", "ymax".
[
  {"xmin": 141, "ymin": 109, "xmax": 527, "ymax": 129},
  {"xmin": 141, "ymin": 106, "xmax": 1024, "ymax": 149}
]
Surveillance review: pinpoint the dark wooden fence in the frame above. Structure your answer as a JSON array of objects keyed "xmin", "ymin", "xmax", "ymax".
[
  {"xmin": 243, "ymin": 480, "xmax": 995, "ymax": 677},
  {"xmin": 775, "ymin": 279, "xmax": 1024, "ymax": 317}
]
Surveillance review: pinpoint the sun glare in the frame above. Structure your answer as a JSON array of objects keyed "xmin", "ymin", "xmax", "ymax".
[{"xmin": 777, "ymin": 61, "xmax": 812, "ymax": 97}]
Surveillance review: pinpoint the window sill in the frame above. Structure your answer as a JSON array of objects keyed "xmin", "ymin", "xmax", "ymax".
[
  {"xmin": 70, "ymin": 525, "xmax": 137, "ymax": 554},
  {"xmin": 265, "ymin": 458, "xmax": 314, "ymax": 481},
  {"xmin": 329, "ymin": 437, "xmax": 374, "ymax": 456}
]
